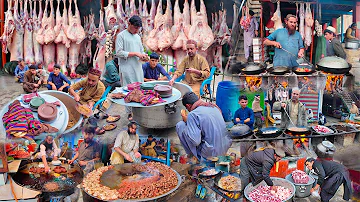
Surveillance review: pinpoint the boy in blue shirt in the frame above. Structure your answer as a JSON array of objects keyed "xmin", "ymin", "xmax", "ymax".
[
  {"xmin": 14, "ymin": 59, "xmax": 29, "ymax": 83},
  {"xmin": 234, "ymin": 95, "xmax": 255, "ymax": 130},
  {"xmin": 142, "ymin": 52, "xmax": 171, "ymax": 82},
  {"xmin": 47, "ymin": 64, "xmax": 72, "ymax": 92}
]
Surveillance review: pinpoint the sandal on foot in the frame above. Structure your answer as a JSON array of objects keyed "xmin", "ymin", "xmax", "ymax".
[{"xmin": 95, "ymin": 127, "xmax": 105, "ymax": 135}]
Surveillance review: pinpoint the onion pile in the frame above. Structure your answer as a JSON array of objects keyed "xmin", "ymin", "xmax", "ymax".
[
  {"xmin": 248, "ymin": 185, "xmax": 292, "ymax": 202},
  {"xmin": 292, "ymin": 170, "xmax": 310, "ymax": 184}
]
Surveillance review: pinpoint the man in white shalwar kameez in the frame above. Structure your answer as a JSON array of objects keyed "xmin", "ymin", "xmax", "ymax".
[{"xmin": 115, "ymin": 15, "xmax": 149, "ymax": 120}]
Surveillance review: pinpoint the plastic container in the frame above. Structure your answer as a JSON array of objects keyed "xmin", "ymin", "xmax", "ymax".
[
  {"xmin": 286, "ymin": 174, "xmax": 315, "ymax": 198},
  {"xmin": 216, "ymin": 81, "xmax": 240, "ymax": 122}
]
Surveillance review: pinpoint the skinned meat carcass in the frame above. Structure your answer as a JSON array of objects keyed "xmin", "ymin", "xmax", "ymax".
[
  {"xmin": 171, "ymin": 0, "xmax": 190, "ymax": 51},
  {"xmin": 304, "ymin": 3, "xmax": 314, "ymax": 47},
  {"xmin": 188, "ymin": 0, "xmax": 214, "ymax": 51},
  {"xmin": 67, "ymin": 0, "xmax": 84, "ymax": 77},
  {"xmin": 66, "ymin": 0, "xmax": 86, "ymax": 44},
  {"xmin": 42, "ymin": 0, "xmax": 56, "ymax": 71},
  {"xmin": 157, "ymin": 0, "xmax": 174, "ymax": 51},
  {"xmin": 116, "ymin": 0, "xmax": 127, "ymax": 32},
  {"xmin": 218, "ymin": 10, "xmax": 231, "ymax": 46},
  {"xmin": 211, "ymin": 10, "xmax": 230, "ymax": 70},
  {"xmin": 9, "ymin": 0, "xmax": 25, "ymax": 61},
  {"xmin": 138, "ymin": 0, "xmax": 143, "ymax": 17},
  {"xmin": 54, "ymin": 0, "xmax": 70, "ymax": 74},
  {"xmin": 299, "ymin": 3, "xmax": 305, "ymax": 39},
  {"xmin": 149, "ymin": 0, "xmax": 156, "ymax": 29},
  {"xmin": 124, "ymin": 0, "xmax": 130, "ymax": 16},
  {"xmin": 183, "ymin": 0, "xmax": 190, "ymax": 26},
  {"xmin": 1, "ymin": 0, "xmax": 15, "ymax": 54},
  {"xmin": 141, "ymin": 0, "xmax": 152, "ymax": 46},
  {"xmin": 129, "ymin": 0, "xmax": 137, "ymax": 16},
  {"xmin": 32, "ymin": 0, "xmax": 43, "ymax": 64},
  {"xmin": 23, "ymin": 0, "xmax": 34, "ymax": 64},
  {"xmin": 93, "ymin": 10, "xmax": 106, "ymax": 73},
  {"xmin": 271, "ymin": 1, "xmax": 283, "ymax": 30},
  {"xmin": 146, "ymin": 0, "xmax": 163, "ymax": 51},
  {"xmin": 43, "ymin": 0, "xmax": 56, "ymax": 44},
  {"xmin": 104, "ymin": 0, "xmax": 117, "ymax": 29}
]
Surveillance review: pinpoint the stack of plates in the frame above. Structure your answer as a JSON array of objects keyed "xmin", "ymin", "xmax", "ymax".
[{"xmin": 29, "ymin": 97, "xmax": 45, "ymax": 111}]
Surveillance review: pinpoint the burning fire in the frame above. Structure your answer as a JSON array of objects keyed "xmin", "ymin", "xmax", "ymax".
[
  {"xmin": 293, "ymin": 135, "xmax": 309, "ymax": 148},
  {"xmin": 245, "ymin": 76, "xmax": 262, "ymax": 91},
  {"xmin": 325, "ymin": 75, "xmax": 343, "ymax": 92}
]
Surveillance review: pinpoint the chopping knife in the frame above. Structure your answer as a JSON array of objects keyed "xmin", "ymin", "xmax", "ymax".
[{"xmin": 280, "ymin": 47, "xmax": 311, "ymax": 64}]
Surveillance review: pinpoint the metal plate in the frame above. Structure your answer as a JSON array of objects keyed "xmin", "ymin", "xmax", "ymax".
[
  {"xmin": 110, "ymin": 87, "xmax": 182, "ymax": 108},
  {"xmin": 82, "ymin": 166, "xmax": 182, "ymax": 202}
]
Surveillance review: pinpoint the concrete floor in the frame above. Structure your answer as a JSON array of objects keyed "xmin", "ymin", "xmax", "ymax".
[{"xmin": 0, "ymin": 74, "xmax": 359, "ymax": 201}]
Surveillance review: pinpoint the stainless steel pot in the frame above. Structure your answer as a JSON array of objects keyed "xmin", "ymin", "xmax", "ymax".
[
  {"xmin": 316, "ymin": 140, "xmax": 336, "ymax": 156},
  {"xmin": 345, "ymin": 40, "xmax": 359, "ymax": 49},
  {"xmin": 40, "ymin": 91, "xmax": 83, "ymax": 133},
  {"xmin": 132, "ymin": 81, "xmax": 192, "ymax": 129}
]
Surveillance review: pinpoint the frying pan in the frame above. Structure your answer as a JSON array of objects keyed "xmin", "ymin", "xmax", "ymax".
[
  {"xmin": 292, "ymin": 64, "xmax": 316, "ymax": 75},
  {"xmin": 198, "ymin": 167, "xmax": 222, "ymax": 178},
  {"xmin": 240, "ymin": 63, "xmax": 267, "ymax": 75},
  {"xmin": 256, "ymin": 127, "xmax": 283, "ymax": 138},
  {"xmin": 214, "ymin": 172, "xmax": 242, "ymax": 193},
  {"xmin": 11, "ymin": 162, "xmax": 83, "ymax": 194},
  {"xmin": 285, "ymin": 126, "xmax": 311, "ymax": 135},
  {"xmin": 268, "ymin": 66, "xmax": 290, "ymax": 75}
]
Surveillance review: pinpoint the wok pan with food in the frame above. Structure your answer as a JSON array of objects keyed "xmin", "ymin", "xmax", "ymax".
[{"xmin": 214, "ymin": 172, "xmax": 242, "ymax": 192}]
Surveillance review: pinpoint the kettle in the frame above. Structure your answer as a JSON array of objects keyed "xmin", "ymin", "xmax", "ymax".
[{"xmin": 317, "ymin": 140, "xmax": 336, "ymax": 155}]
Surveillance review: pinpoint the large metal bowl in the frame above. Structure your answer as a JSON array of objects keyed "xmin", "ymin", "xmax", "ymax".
[
  {"xmin": 39, "ymin": 91, "xmax": 83, "ymax": 134},
  {"xmin": 82, "ymin": 166, "xmax": 182, "ymax": 201},
  {"xmin": 132, "ymin": 81, "xmax": 192, "ymax": 129},
  {"xmin": 244, "ymin": 177, "xmax": 296, "ymax": 202}
]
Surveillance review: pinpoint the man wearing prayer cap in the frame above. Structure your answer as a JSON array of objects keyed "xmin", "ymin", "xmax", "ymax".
[
  {"xmin": 69, "ymin": 68, "xmax": 105, "ymax": 110},
  {"xmin": 324, "ymin": 26, "xmax": 346, "ymax": 59},
  {"xmin": 169, "ymin": 39, "xmax": 210, "ymax": 97}
]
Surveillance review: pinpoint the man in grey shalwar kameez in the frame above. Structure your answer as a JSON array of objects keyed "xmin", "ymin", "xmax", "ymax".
[
  {"xmin": 242, "ymin": 10, "xmax": 259, "ymax": 61},
  {"xmin": 115, "ymin": 15, "xmax": 149, "ymax": 119},
  {"xmin": 176, "ymin": 92, "xmax": 232, "ymax": 161}
]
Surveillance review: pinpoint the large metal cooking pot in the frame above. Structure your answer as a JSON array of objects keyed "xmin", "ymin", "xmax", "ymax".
[
  {"xmin": 39, "ymin": 91, "xmax": 83, "ymax": 134},
  {"xmin": 345, "ymin": 39, "xmax": 359, "ymax": 49},
  {"xmin": 132, "ymin": 81, "xmax": 192, "ymax": 128},
  {"xmin": 317, "ymin": 56, "xmax": 351, "ymax": 74}
]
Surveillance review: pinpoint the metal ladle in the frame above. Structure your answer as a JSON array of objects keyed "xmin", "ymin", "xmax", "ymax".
[
  {"xmin": 283, "ymin": 107, "xmax": 296, "ymax": 126},
  {"xmin": 280, "ymin": 47, "xmax": 311, "ymax": 65}
]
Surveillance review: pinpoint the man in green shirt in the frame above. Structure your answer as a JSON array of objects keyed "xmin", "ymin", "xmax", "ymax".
[{"xmin": 102, "ymin": 57, "xmax": 121, "ymax": 91}]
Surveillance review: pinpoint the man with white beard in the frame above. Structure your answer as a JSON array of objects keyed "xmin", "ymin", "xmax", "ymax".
[{"xmin": 264, "ymin": 14, "xmax": 305, "ymax": 67}]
